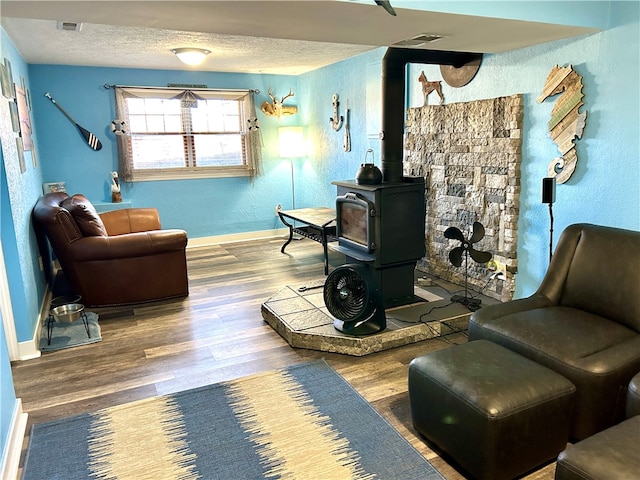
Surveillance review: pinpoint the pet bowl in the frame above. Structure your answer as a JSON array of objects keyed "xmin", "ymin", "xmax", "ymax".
[
  {"xmin": 51, "ymin": 303, "xmax": 84, "ymax": 323},
  {"xmin": 51, "ymin": 295, "xmax": 82, "ymax": 308}
]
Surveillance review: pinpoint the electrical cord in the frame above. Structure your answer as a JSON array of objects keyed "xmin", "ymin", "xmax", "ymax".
[
  {"xmin": 467, "ymin": 271, "xmax": 506, "ymax": 299},
  {"xmin": 428, "ymin": 272, "xmax": 504, "ymax": 302},
  {"xmin": 388, "ymin": 301, "xmax": 469, "ymax": 345},
  {"xmin": 298, "ymin": 284, "xmax": 324, "ymax": 292}
]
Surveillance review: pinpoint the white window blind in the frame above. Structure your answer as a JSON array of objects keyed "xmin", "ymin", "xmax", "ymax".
[{"xmin": 113, "ymin": 86, "xmax": 262, "ymax": 182}]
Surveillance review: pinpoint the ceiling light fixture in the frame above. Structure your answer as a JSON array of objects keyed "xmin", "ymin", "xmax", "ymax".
[{"xmin": 172, "ymin": 48, "xmax": 211, "ymax": 66}]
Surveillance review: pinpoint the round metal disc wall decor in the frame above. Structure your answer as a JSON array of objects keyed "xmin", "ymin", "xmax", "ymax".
[{"xmin": 440, "ymin": 55, "xmax": 482, "ymax": 87}]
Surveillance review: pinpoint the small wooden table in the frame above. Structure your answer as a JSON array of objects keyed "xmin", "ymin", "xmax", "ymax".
[{"xmin": 278, "ymin": 207, "xmax": 337, "ymax": 275}]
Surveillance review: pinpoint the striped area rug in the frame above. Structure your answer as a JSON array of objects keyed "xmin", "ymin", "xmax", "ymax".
[{"xmin": 22, "ymin": 360, "xmax": 443, "ymax": 480}]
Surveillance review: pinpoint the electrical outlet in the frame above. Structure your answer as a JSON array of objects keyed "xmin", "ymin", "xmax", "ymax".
[
  {"xmin": 487, "ymin": 258, "xmax": 507, "ymax": 278},
  {"xmin": 490, "ymin": 271, "xmax": 506, "ymax": 281},
  {"xmin": 275, "ymin": 204, "xmax": 282, "ymax": 215}
]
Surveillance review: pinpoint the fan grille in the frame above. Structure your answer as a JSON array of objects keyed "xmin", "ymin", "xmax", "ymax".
[{"xmin": 324, "ymin": 267, "xmax": 369, "ymax": 321}]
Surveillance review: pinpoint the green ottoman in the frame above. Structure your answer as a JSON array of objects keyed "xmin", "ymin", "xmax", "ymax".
[{"xmin": 409, "ymin": 340, "xmax": 576, "ymax": 480}]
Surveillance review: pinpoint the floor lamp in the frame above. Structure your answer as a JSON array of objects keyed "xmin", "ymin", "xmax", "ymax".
[
  {"xmin": 542, "ymin": 177, "xmax": 556, "ymax": 263},
  {"xmin": 278, "ymin": 126, "xmax": 305, "ymax": 210}
]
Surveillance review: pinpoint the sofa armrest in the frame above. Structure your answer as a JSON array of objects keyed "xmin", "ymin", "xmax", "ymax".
[
  {"xmin": 69, "ymin": 229, "xmax": 187, "ymax": 261},
  {"xmin": 99, "ymin": 208, "xmax": 162, "ymax": 235},
  {"xmin": 627, "ymin": 372, "xmax": 640, "ymax": 418},
  {"xmin": 471, "ymin": 293, "xmax": 554, "ymax": 323},
  {"xmin": 534, "ymin": 224, "xmax": 583, "ymax": 303}
]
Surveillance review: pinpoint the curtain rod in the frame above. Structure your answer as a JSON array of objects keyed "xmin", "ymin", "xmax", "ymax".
[{"xmin": 102, "ymin": 84, "xmax": 260, "ymax": 94}]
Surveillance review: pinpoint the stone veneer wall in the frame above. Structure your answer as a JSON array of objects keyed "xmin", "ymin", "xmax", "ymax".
[{"xmin": 403, "ymin": 94, "xmax": 523, "ymax": 302}]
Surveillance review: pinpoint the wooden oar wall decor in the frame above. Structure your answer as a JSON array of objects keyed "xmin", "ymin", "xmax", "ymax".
[
  {"xmin": 45, "ymin": 92, "xmax": 102, "ymax": 151},
  {"xmin": 537, "ymin": 65, "xmax": 587, "ymax": 184}
]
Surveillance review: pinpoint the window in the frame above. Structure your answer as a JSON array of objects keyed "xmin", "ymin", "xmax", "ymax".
[{"xmin": 113, "ymin": 86, "xmax": 261, "ymax": 181}]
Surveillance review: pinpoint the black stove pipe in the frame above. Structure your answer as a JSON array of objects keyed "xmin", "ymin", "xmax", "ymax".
[{"xmin": 381, "ymin": 47, "xmax": 482, "ymax": 183}]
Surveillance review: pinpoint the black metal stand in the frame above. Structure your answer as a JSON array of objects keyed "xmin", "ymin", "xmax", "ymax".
[
  {"xmin": 542, "ymin": 176, "xmax": 556, "ymax": 264},
  {"xmin": 450, "ymin": 252, "xmax": 482, "ymax": 312},
  {"xmin": 279, "ymin": 209, "xmax": 337, "ymax": 275},
  {"xmin": 548, "ymin": 202, "xmax": 554, "ymax": 263},
  {"xmin": 46, "ymin": 311, "xmax": 90, "ymax": 345}
]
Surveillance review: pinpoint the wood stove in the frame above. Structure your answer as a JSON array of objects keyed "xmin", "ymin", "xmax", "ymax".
[
  {"xmin": 330, "ymin": 47, "xmax": 481, "ymax": 310},
  {"xmin": 332, "ymin": 178, "xmax": 425, "ymax": 308}
]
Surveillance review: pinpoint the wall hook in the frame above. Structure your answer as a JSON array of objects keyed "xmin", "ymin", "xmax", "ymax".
[
  {"xmin": 343, "ymin": 103, "xmax": 351, "ymax": 152},
  {"xmin": 329, "ymin": 93, "xmax": 344, "ymax": 131}
]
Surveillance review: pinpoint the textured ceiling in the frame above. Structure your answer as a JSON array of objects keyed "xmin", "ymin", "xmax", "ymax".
[
  {"xmin": 1, "ymin": 1, "xmax": 598, "ymax": 75},
  {"xmin": 2, "ymin": 18, "xmax": 373, "ymax": 75}
]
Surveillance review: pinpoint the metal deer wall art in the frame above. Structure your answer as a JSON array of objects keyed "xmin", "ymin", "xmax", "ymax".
[
  {"xmin": 260, "ymin": 87, "xmax": 298, "ymax": 118},
  {"xmin": 537, "ymin": 65, "xmax": 588, "ymax": 184}
]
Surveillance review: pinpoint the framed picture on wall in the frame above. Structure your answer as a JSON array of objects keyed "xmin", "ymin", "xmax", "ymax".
[
  {"xmin": 43, "ymin": 182, "xmax": 67, "ymax": 194},
  {"xmin": 1, "ymin": 63, "xmax": 11, "ymax": 99},
  {"xmin": 1, "ymin": 59, "xmax": 15, "ymax": 99},
  {"xmin": 16, "ymin": 137, "xmax": 26, "ymax": 173},
  {"xmin": 9, "ymin": 100, "xmax": 19, "ymax": 132},
  {"xmin": 19, "ymin": 73, "xmax": 32, "ymax": 110},
  {"xmin": 15, "ymin": 85, "xmax": 33, "ymax": 150}
]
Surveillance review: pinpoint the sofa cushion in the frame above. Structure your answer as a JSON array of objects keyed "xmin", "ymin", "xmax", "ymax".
[
  {"xmin": 555, "ymin": 416, "xmax": 640, "ymax": 480},
  {"xmin": 61, "ymin": 194, "xmax": 107, "ymax": 237},
  {"xmin": 472, "ymin": 306, "xmax": 636, "ymax": 370}
]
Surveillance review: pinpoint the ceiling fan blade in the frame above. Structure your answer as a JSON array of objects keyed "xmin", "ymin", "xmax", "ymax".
[
  {"xmin": 449, "ymin": 246, "xmax": 465, "ymax": 267},
  {"xmin": 469, "ymin": 221, "xmax": 486, "ymax": 244},
  {"xmin": 469, "ymin": 247, "xmax": 493, "ymax": 264},
  {"xmin": 444, "ymin": 226, "xmax": 465, "ymax": 242},
  {"xmin": 374, "ymin": 0, "xmax": 397, "ymax": 16}
]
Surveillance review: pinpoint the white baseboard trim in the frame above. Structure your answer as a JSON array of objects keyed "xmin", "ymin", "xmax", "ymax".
[
  {"xmin": 17, "ymin": 336, "xmax": 41, "ymax": 361},
  {"xmin": 0, "ymin": 398, "xmax": 28, "ymax": 480},
  {"xmin": 187, "ymin": 228, "xmax": 288, "ymax": 248},
  {"xmin": 17, "ymin": 285, "xmax": 53, "ymax": 361}
]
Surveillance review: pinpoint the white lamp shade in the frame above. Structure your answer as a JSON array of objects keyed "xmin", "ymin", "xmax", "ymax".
[
  {"xmin": 172, "ymin": 48, "xmax": 210, "ymax": 66},
  {"xmin": 278, "ymin": 126, "xmax": 305, "ymax": 158}
]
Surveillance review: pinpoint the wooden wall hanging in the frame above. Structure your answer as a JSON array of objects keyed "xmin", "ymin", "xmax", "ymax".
[
  {"xmin": 260, "ymin": 87, "xmax": 297, "ymax": 118},
  {"xmin": 537, "ymin": 65, "xmax": 587, "ymax": 184},
  {"xmin": 440, "ymin": 55, "xmax": 482, "ymax": 88}
]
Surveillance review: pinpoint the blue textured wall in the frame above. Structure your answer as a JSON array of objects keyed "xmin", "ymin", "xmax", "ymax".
[
  {"xmin": 29, "ymin": 66, "xmax": 304, "ymax": 236},
  {"xmin": 297, "ymin": 49, "xmax": 386, "ymax": 209},
  {"xmin": 0, "ymin": 30, "xmax": 46, "ymax": 343},
  {"xmin": 407, "ymin": 1, "xmax": 639, "ymax": 297}
]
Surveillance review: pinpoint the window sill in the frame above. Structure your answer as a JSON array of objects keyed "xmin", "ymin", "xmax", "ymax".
[{"xmin": 129, "ymin": 167, "xmax": 254, "ymax": 182}]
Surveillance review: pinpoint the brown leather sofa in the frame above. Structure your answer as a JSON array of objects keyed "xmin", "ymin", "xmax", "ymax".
[
  {"xmin": 33, "ymin": 192, "xmax": 189, "ymax": 307},
  {"xmin": 469, "ymin": 223, "xmax": 640, "ymax": 440}
]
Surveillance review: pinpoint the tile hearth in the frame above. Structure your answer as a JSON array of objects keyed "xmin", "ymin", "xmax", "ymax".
[{"xmin": 261, "ymin": 275, "xmax": 499, "ymax": 356}]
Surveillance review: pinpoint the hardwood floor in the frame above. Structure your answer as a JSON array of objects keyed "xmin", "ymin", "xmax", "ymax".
[{"xmin": 11, "ymin": 237, "xmax": 555, "ymax": 479}]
